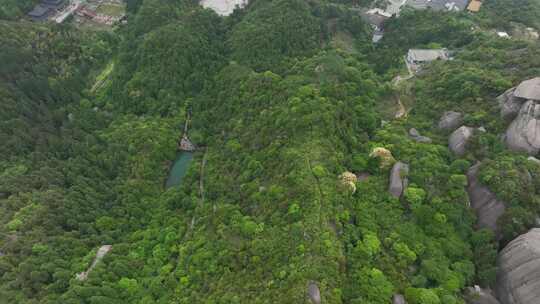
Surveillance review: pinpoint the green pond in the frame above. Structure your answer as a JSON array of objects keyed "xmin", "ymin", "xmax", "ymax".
[{"xmin": 165, "ymin": 152, "xmax": 194, "ymax": 188}]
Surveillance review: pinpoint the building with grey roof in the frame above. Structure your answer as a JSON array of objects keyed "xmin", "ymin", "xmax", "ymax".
[
  {"xmin": 28, "ymin": 0, "xmax": 67, "ymax": 22},
  {"xmin": 28, "ymin": 5, "xmax": 52, "ymax": 21},
  {"xmin": 360, "ymin": 11, "xmax": 389, "ymax": 30},
  {"xmin": 405, "ymin": 0, "xmax": 470, "ymax": 11},
  {"xmin": 42, "ymin": 0, "xmax": 66, "ymax": 9}
]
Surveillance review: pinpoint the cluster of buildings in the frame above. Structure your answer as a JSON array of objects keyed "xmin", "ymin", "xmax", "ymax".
[
  {"xmin": 27, "ymin": 0, "xmax": 125, "ymax": 26},
  {"xmin": 361, "ymin": 0, "xmax": 483, "ymax": 43}
]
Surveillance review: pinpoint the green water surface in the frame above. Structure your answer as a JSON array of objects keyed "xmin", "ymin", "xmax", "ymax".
[{"xmin": 165, "ymin": 152, "xmax": 194, "ymax": 188}]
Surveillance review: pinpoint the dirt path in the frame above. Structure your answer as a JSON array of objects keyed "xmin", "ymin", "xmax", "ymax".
[
  {"xmin": 199, "ymin": 149, "xmax": 207, "ymax": 205},
  {"xmin": 91, "ymin": 62, "xmax": 114, "ymax": 93},
  {"xmin": 394, "ymin": 95, "xmax": 407, "ymax": 119},
  {"xmin": 392, "ymin": 59, "xmax": 414, "ymax": 118},
  {"xmin": 76, "ymin": 245, "xmax": 112, "ymax": 281}
]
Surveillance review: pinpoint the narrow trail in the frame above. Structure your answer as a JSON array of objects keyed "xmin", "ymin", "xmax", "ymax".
[
  {"xmin": 76, "ymin": 245, "xmax": 112, "ymax": 281},
  {"xmin": 90, "ymin": 62, "xmax": 114, "ymax": 93},
  {"xmin": 391, "ymin": 60, "xmax": 414, "ymax": 119},
  {"xmin": 199, "ymin": 148, "xmax": 207, "ymax": 206},
  {"xmin": 394, "ymin": 95, "xmax": 407, "ymax": 119}
]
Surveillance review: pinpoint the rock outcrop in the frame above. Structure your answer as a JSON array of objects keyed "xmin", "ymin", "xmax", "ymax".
[
  {"xmin": 528, "ymin": 156, "xmax": 540, "ymax": 165},
  {"xmin": 449, "ymin": 126, "xmax": 475, "ymax": 156},
  {"xmin": 504, "ymin": 100, "xmax": 540, "ymax": 155},
  {"xmin": 409, "ymin": 128, "xmax": 432, "ymax": 143},
  {"xmin": 514, "ymin": 77, "xmax": 540, "ymax": 100},
  {"xmin": 466, "ymin": 163, "xmax": 506, "ymax": 237},
  {"xmin": 498, "ymin": 78, "xmax": 540, "ymax": 155},
  {"xmin": 307, "ymin": 282, "xmax": 321, "ymax": 304},
  {"xmin": 393, "ymin": 294, "xmax": 407, "ymax": 304},
  {"xmin": 465, "ymin": 286, "xmax": 500, "ymax": 304},
  {"xmin": 496, "ymin": 228, "xmax": 540, "ymax": 304},
  {"xmin": 389, "ymin": 162, "xmax": 409, "ymax": 198},
  {"xmin": 497, "ymin": 88, "xmax": 523, "ymax": 122},
  {"xmin": 438, "ymin": 111, "xmax": 463, "ymax": 131}
]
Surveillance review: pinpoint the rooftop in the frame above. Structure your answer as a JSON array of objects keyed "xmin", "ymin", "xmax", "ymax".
[
  {"xmin": 28, "ymin": 5, "xmax": 50, "ymax": 17},
  {"xmin": 467, "ymin": 0, "xmax": 482, "ymax": 12},
  {"xmin": 514, "ymin": 77, "xmax": 540, "ymax": 100},
  {"xmin": 405, "ymin": 0, "xmax": 469, "ymax": 11},
  {"xmin": 43, "ymin": 0, "xmax": 64, "ymax": 4},
  {"xmin": 405, "ymin": 0, "xmax": 428, "ymax": 9},
  {"xmin": 200, "ymin": 0, "xmax": 247, "ymax": 16},
  {"xmin": 360, "ymin": 11, "xmax": 389, "ymax": 29},
  {"xmin": 41, "ymin": 0, "xmax": 65, "ymax": 9}
]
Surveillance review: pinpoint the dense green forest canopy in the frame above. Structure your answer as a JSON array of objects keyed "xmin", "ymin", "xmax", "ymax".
[
  {"xmin": 1, "ymin": 0, "xmax": 540, "ymax": 303},
  {"xmin": 0, "ymin": 0, "xmax": 37, "ymax": 21}
]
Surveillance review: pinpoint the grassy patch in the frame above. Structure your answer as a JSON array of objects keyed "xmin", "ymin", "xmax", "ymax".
[
  {"xmin": 95, "ymin": 3, "xmax": 125, "ymax": 17},
  {"xmin": 91, "ymin": 61, "xmax": 114, "ymax": 93}
]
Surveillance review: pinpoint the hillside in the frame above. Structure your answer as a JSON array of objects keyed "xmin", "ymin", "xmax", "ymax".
[{"xmin": 1, "ymin": 0, "xmax": 540, "ymax": 303}]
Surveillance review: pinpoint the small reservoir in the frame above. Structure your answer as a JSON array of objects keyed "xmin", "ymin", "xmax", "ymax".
[{"xmin": 165, "ymin": 152, "xmax": 194, "ymax": 188}]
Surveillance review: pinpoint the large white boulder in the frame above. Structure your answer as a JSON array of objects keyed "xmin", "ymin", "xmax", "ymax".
[
  {"xmin": 513, "ymin": 77, "xmax": 540, "ymax": 101},
  {"xmin": 496, "ymin": 228, "xmax": 540, "ymax": 304},
  {"xmin": 307, "ymin": 282, "xmax": 321, "ymax": 304},
  {"xmin": 504, "ymin": 100, "xmax": 540, "ymax": 155},
  {"xmin": 389, "ymin": 162, "xmax": 409, "ymax": 198},
  {"xmin": 449, "ymin": 126, "xmax": 475, "ymax": 156},
  {"xmin": 497, "ymin": 88, "xmax": 525, "ymax": 122},
  {"xmin": 438, "ymin": 111, "xmax": 463, "ymax": 131}
]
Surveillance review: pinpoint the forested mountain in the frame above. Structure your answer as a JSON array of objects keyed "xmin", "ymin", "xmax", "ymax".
[{"xmin": 1, "ymin": 0, "xmax": 540, "ymax": 303}]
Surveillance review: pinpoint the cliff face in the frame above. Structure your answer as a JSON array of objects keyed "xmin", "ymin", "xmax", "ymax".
[{"xmin": 496, "ymin": 228, "xmax": 540, "ymax": 304}]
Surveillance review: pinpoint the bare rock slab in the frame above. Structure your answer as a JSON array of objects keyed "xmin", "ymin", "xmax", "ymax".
[
  {"xmin": 496, "ymin": 228, "xmax": 540, "ymax": 304},
  {"xmin": 308, "ymin": 282, "xmax": 321, "ymax": 304},
  {"xmin": 449, "ymin": 126, "xmax": 475, "ymax": 156},
  {"xmin": 439, "ymin": 111, "xmax": 463, "ymax": 131},
  {"xmin": 393, "ymin": 294, "xmax": 407, "ymax": 304},
  {"xmin": 389, "ymin": 162, "xmax": 409, "ymax": 198},
  {"xmin": 466, "ymin": 163, "xmax": 506, "ymax": 237},
  {"xmin": 504, "ymin": 100, "xmax": 540, "ymax": 155}
]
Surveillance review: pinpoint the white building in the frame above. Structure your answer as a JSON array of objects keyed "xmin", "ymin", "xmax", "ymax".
[{"xmin": 200, "ymin": 0, "xmax": 248, "ymax": 16}]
